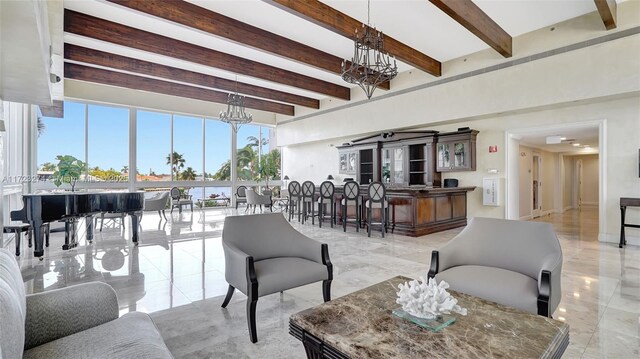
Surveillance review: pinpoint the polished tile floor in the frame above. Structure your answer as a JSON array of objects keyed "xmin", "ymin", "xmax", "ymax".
[{"xmin": 6, "ymin": 206, "xmax": 640, "ymax": 358}]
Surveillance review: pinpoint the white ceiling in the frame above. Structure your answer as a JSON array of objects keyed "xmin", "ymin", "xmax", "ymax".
[
  {"xmin": 62, "ymin": 0, "xmax": 621, "ymax": 107},
  {"xmin": 518, "ymin": 124, "xmax": 600, "ymax": 154}
]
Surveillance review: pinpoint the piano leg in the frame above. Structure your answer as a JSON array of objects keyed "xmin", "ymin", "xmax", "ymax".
[
  {"xmin": 63, "ymin": 220, "xmax": 79, "ymax": 250},
  {"xmin": 130, "ymin": 213, "xmax": 139, "ymax": 245},
  {"xmin": 32, "ymin": 220, "xmax": 45, "ymax": 259},
  {"xmin": 86, "ymin": 216, "xmax": 94, "ymax": 244}
]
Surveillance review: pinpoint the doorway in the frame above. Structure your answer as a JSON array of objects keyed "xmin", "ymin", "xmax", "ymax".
[
  {"xmin": 532, "ymin": 153, "xmax": 542, "ymax": 218},
  {"xmin": 574, "ymin": 159, "xmax": 584, "ymax": 210}
]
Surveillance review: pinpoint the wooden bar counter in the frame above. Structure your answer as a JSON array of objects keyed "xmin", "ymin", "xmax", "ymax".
[{"xmin": 333, "ymin": 185, "xmax": 476, "ymax": 237}]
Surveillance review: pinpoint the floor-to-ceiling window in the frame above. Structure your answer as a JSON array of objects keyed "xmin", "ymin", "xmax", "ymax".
[
  {"xmin": 35, "ymin": 100, "xmax": 278, "ymax": 206},
  {"xmin": 37, "ymin": 102, "xmax": 85, "ymax": 175},
  {"xmin": 136, "ymin": 110, "xmax": 171, "ymax": 181},
  {"xmin": 87, "ymin": 104, "xmax": 128, "ymax": 182}
]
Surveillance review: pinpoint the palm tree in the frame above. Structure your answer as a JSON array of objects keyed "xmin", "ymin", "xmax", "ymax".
[
  {"xmin": 166, "ymin": 152, "xmax": 186, "ymax": 179},
  {"xmin": 181, "ymin": 167, "xmax": 197, "ymax": 180},
  {"xmin": 37, "ymin": 118, "xmax": 46, "ymax": 137},
  {"xmin": 121, "ymin": 165, "xmax": 128, "ymax": 174}
]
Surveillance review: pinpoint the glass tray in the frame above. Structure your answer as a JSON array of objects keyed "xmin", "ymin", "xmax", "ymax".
[{"xmin": 392, "ymin": 309, "xmax": 456, "ymax": 332}]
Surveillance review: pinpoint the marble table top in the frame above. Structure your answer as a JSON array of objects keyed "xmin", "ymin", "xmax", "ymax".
[{"xmin": 290, "ymin": 276, "xmax": 569, "ymax": 359}]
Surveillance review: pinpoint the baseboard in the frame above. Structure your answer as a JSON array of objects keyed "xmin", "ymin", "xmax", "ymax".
[
  {"xmin": 600, "ymin": 233, "xmax": 640, "ymax": 247},
  {"xmin": 542, "ymin": 210, "xmax": 555, "ymax": 216},
  {"xmin": 519, "ymin": 215, "xmax": 532, "ymax": 220},
  {"xmin": 581, "ymin": 202, "xmax": 598, "ymax": 206}
]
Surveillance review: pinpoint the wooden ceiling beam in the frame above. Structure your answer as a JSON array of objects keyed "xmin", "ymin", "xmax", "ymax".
[
  {"xmin": 429, "ymin": 0, "xmax": 512, "ymax": 58},
  {"xmin": 39, "ymin": 100, "xmax": 64, "ymax": 118},
  {"xmin": 104, "ymin": 0, "xmax": 389, "ymax": 90},
  {"xmin": 64, "ymin": 44, "xmax": 319, "ymax": 109},
  {"xmin": 594, "ymin": 0, "xmax": 617, "ymax": 30},
  {"xmin": 64, "ymin": 9, "xmax": 350, "ymax": 100},
  {"xmin": 266, "ymin": 0, "xmax": 441, "ymax": 77},
  {"xmin": 64, "ymin": 63, "xmax": 295, "ymax": 116}
]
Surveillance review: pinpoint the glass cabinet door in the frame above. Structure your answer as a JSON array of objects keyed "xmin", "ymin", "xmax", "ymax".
[
  {"xmin": 393, "ymin": 147, "xmax": 404, "ymax": 184},
  {"xmin": 437, "ymin": 143, "xmax": 450, "ymax": 169},
  {"xmin": 339, "ymin": 154, "xmax": 348, "ymax": 173},
  {"xmin": 347, "ymin": 152, "xmax": 357, "ymax": 173},
  {"xmin": 381, "ymin": 149, "xmax": 391, "ymax": 183},
  {"xmin": 453, "ymin": 142, "xmax": 468, "ymax": 168}
]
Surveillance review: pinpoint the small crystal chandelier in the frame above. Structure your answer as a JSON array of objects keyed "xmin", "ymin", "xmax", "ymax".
[
  {"xmin": 219, "ymin": 75, "xmax": 252, "ymax": 132},
  {"xmin": 341, "ymin": 0, "xmax": 398, "ymax": 99}
]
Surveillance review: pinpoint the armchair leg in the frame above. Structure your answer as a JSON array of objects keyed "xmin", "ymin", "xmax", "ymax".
[
  {"xmin": 323, "ymin": 279, "xmax": 332, "ymax": 302},
  {"xmin": 221, "ymin": 285, "xmax": 235, "ymax": 308},
  {"xmin": 247, "ymin": 298, "xmax": 258, "ymax": 343}
]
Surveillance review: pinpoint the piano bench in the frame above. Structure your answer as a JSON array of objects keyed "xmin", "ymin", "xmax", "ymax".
[{"xmin": 3, "ymin": 223, "xmax": 50, "ymax": 256}]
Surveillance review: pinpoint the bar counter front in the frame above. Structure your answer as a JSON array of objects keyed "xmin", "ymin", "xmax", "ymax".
[{"xmin": 333, "ymin": 185, "xmax": 476, "ymax": 237}]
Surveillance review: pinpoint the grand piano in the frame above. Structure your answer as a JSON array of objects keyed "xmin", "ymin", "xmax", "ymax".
[{"xmin": 18, "ymin": 192, "xmax": 144, "ymax": 258}]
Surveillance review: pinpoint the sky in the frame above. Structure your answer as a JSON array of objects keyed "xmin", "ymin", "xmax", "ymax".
[{"xmin": 38, "ymin": 101, "xmax": 265, "ymax": 176}]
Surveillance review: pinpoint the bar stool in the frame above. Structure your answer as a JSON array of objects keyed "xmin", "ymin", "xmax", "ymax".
[
  {"xmin": 318, "ymin": 181, "xmax": 335, "ymax": 228},
  {"xmin": 341, "ymin": 181, "xmax": 361, "ymax": 232},
  {"xmin": 365, "ymin": 181, "xmax": 388, "ymax": 238},
  {"xmin": 288, "ymin": 181, "xmax": 302, "ymax": 222},
  {"xmin": 301, "ymin": 181, "xmax": 317, "ymax": 225}
]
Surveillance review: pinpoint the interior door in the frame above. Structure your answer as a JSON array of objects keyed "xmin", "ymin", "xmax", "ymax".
[
  {"xmin": 532, "ymin": 153, "xmax": 541, "ymax": 218},
  {"xmin": 576, "ymin": 159, "xmax": 583, "ymax": 210}
]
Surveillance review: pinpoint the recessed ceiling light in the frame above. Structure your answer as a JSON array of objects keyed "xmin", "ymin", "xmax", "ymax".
[
  {"xmin": 560, "ymin": 137, "xmax": 567, "ymax": 141},
  {"xmin": 572, "ymin": 143, "xmax": 580, "ymax": 147}
]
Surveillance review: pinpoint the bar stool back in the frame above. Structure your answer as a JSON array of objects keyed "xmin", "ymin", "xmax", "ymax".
[
  {"xmin": 366, "ymin": 181, "xmax": 388, "ymax": 237},
  {"xmin": 318, "ymin": 181, "xmax": 335, "ymax": 228},
  {"xmin": 341, "ymin": 181, "xmax": 361, "ymax": 232},
  {"xmin": 288, "ymin": 181, "xmax": 302, "ymax": 222},
  {"xmin": 301, "ymin": 181, "xmax": 317, "ymax": 225}
]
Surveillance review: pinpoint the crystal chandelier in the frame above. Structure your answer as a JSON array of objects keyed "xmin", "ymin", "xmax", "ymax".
[
  {"xmin": 341, "ymin": 0, "xmax": 398, "ymax": 99},
  {"xmin": 219, "ymin": 75, "xmax": 252, "ymax": 132}
]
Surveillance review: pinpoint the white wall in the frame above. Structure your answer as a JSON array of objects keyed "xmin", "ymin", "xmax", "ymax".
[
  {"xmin": 282, "ymin": 96, "xmax": 640, "ymax": 244},
  {"xmin": 519, "ymin": 145, "xmax": 533, "ymax": 218}
]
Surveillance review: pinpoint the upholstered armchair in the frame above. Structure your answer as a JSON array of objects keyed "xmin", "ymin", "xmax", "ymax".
[
  {"xmin": 170, "ymin": 187, "xmax": 193, "ymax": 213},
  {"xmin": 143, "ymin": 191, "xmax": 170, "ymax": 220},
  {"xmin": 0, "ymin": 248, "xmax": 173, "ymax": 358},
  {"xmin": 221, "ymin": 213, "xmax": 332, "ymax": 343},
  {"xmin": 428, "ymin": 217, "xmax": 563, "ymax": 317},
  {"xmin": 235, "ymin": 186, "xmax": 247, "ymax": 209},
  {"xmin": 245, "ymin": 188, "xmax": 272, "ymax": 213}
]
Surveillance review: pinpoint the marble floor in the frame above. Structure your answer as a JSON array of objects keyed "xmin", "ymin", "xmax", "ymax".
[{"xmin": 5, "ymin": 206, "xmax": 640, "ymax": 358}]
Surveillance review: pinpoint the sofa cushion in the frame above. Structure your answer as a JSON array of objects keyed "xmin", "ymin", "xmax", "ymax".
[
  {"xmin": 0, "ymin": 248, "xmax": 26, "ymax": 359},
  {"xmin": 23, "ymin": 312, "xmax": 173, "ymax": 359},
  {"xmin": 436, "ymin": 265, "xmax": 538, "ymax": 314},
  {"xmin": 255, "ymin": 257, "xmax": 328, "ymax": 296}
]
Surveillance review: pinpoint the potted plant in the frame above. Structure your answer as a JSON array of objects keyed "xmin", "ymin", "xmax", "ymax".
[{"xmin": 52, "ymin": 155, "xmax": 86, "ymax": 192}]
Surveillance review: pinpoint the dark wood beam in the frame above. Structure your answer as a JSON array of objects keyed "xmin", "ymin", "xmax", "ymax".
[
  {"xmin": 39, "ymin": 100, "xmax": 64, "ymax": 118},
  {"xmin": 429, "ymin": 0, "xmax": 512, "ymax": 58},
  {"xmin": 103, "ymin": 0, "xmax": 388, "ymax": 90},
  {"xmin": 64, "ymin": 44, "xmax": 319, "ymax": 109},
  {"xmin": 594, "ymin": 0, "xmax": 617, "ymax": 30},
  {"xmin": 266, "ymin": 0, "xmax": 441, "ymax": 77},
  {"xmin": 64, "ymin": 63, "xmax": 294, "ymax": 116},
  {"xmin": 64, "ymin": 9, "xmax": 350, "ymax": 100}
]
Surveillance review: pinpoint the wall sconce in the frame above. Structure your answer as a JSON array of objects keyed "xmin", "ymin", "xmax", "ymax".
[{"xmin": 327, "ymin": 175, "xmax": 334, "ymax": 180}]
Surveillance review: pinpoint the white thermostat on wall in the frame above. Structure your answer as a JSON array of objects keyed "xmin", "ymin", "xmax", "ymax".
[{"xmin": 483, "ymin": 177, "xmax": 500, "ymax": 206}]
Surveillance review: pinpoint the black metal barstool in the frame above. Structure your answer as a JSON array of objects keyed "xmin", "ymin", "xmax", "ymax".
[
  {"xmin": 341, "ymin": 181, "xmax": 361, "ymax": 232},
  {"xmin": 365, "ymin": 181, "xmax": 388, "ymax": 237},
  {"xmin": 288, "ymin": 181, "xmax": 302, "ymax": 222},
  {"xmin": 301, "ymin": 181, "xmax": 317, "ymax": 225},
  {"xmin": 318, "ymin": 181, "xmax": 335, "ymax": 228}
]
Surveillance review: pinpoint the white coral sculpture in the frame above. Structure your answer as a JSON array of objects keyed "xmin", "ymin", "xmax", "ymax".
[{"xmin": 396, "ymin": 275, "xmax": 468, "ymax": 319}]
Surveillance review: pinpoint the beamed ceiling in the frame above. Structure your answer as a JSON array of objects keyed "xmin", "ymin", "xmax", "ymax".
[{"xmin": 60, "ymin": 0, "xmax": 622, "ymax": 119}]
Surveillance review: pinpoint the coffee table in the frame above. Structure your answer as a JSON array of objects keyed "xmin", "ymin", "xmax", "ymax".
[{"xmin": 290, "ymin": 276, "xmax": 569, "ymax": 359}]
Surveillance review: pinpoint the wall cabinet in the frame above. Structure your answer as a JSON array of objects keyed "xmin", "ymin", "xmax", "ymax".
[{"xmin": 436, "ymin": 130, "xmax": 478, "ymax": 172}]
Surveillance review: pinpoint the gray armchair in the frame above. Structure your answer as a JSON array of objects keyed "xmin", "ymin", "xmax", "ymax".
[
  {"xmin": 245, "ymin": 188, "xmax": 272, "ymax": 213},
  {"xmin": 428, "ymin": 217, "xmax": 562, "ymax": 317},
  {"xmin": 0, "ymin": 248, "xmax": 173, "ymax": 359},
  {"xmin": 142, "ymin": 191, "xmax": 170, "ymax": 220},
  {"xmin": 221, "ymin": 213, "xmax": 332, "ymax": 343}
]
